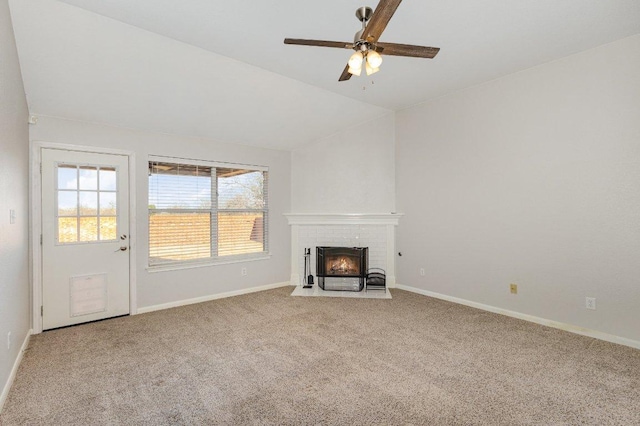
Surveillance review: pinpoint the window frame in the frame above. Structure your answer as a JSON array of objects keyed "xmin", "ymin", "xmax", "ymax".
[
  {"xmin": 147, "ymin": 155, "xmax": 269, "ymax": 271},
  {"xmin": 55, "ymin": 162, "xmax": 120, "ymax": 246}
]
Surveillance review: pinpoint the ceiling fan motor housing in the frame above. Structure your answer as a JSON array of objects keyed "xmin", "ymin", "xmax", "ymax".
[
  {"xmin": 355, "ymin": 6, "xmax": 373, "ymax": 23},
  {"xmin": 354, "ymin": 6, "xmax": 373, "ymax": 44}
]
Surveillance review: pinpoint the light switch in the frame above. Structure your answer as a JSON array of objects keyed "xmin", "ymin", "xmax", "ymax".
[{"xmin": 9, "ymin": 209, "xmax": 16, "ymax": 224}]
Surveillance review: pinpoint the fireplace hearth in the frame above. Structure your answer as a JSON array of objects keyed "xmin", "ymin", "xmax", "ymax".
[{"xmin": 316, "ymin": 246, "xmax": 368, "ymax": 291}]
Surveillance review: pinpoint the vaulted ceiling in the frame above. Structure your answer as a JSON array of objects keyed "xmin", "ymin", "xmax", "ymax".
[{"xmin": 9, "ymin": 0, "xmax": 640, "ymax": 150}]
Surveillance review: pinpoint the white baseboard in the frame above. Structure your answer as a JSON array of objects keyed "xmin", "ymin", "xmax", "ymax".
[
  {"xmin": 0, "ymin": 329, "xmax": 32, "ymax": 414},
  {"xmin": 137, "ymin": 282, "xmax": 292, "ymax": 314},
  {"xmin": 395, "ymin": 284, "xmax": 640, "ymax": 350}
]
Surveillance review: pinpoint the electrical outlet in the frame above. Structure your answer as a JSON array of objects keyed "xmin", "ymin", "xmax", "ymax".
[
  {"xmin": 241, "ymin": 267, "xmax": 247, "ymax": 276},
  {"xmin": 419, "ymin": 268, "xmax": 425, "ymax": 276},
  {"xmin": 7, "ymin": 332, "xmax": 10, "ymax": 350},
  {"xmin": 585, "ymin": 297, "xmax": 596, "ymax": 310},
  {"xmin": 510, "ymin": 283, "xmax": 518, "ymax": 294}
]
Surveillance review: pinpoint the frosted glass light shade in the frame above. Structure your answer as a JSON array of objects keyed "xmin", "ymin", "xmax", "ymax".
[
  {"xmin": 348, "ymin": 51, "xmax": 364, "ymax": 69},
  {"xmin": 366, "ymin": 50, "xmax": 383, "ymax": 68},
  {"xmin": 348, "ymin": 66, "xmax": 362, "ymax": 76},
  {"xmin": 365, "ymin": 62, "xmax": 379, "ymax": 76}
]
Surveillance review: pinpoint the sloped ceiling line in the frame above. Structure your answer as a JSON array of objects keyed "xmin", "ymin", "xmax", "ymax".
[{"xmin": 9, "ymin": 0, "xmax": 640, "ymax": 150}]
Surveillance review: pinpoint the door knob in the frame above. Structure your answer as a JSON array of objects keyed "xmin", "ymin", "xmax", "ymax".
[{"xmin": 114, "ymin": 246, "xmax": 128, "ymax": 252}]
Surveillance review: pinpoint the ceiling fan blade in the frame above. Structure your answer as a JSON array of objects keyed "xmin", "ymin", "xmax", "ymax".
[
  {"xmin": 363, "ymin": 0, "xmax": 403, "ymax": 43},
  {"xmin": 338, "ymin": 64, "xmax": 353, "ymax": 82},
  {"xmin": 284, "ymin": 38, "xmax": 353, "ymax": 49},
  {"xmin": 376, "ymin": 42, "xmax": 440, "ymax": 58}
]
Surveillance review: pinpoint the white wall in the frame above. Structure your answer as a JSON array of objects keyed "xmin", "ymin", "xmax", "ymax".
[
  {"xmin": 30, "ymin": 116, "xmax": 291, "ymax": 309},
  {"xmin": 396, "ymin": 35, "xmax": 640, "ymax": 342},
  {"xmin": 291, "ymin": 113, "xmax": 396, "ymax": 214},
  {"xmin": 0, "ymin": 0, "xmax": 30, "ymax": 409}
]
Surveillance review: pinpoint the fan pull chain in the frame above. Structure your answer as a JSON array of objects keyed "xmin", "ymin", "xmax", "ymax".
[{"xmin": 362, "ymin": 80, "xmax": 375, "ymax": 91}]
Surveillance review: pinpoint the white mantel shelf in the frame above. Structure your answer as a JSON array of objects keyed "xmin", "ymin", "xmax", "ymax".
[{"xmin": 284, "ymin": 213, "xmax": 403, "ymax": 226}]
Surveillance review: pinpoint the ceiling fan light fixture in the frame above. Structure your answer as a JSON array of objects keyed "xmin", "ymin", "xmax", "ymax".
[
  {"xmin": 365, "ymin": 62, "xmax": 379, "ymax": 76},
  {"xmin": 348, "ymin": 65, "xmax": 362, "ymax": 76},
  {"xmin": 366, "ymin": 50, "xmax": 383, "ymax": 68},
  {"xmin": 348, "ymin": 51, "xmax": 364, "ymax": 70}
]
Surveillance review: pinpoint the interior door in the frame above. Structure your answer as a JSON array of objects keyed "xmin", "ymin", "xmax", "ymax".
[{"xmin": 41, "ymin": 148, "xmax": 130, "ymax": 330}]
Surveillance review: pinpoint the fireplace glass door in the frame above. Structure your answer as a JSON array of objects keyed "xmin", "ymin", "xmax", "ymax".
[{"xmin": 316, "ymin": 247, "xmax": 368, "ymax": 291}]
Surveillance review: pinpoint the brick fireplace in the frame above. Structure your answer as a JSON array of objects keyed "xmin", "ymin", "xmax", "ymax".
[{"xmin": 284, "ymin": 214, "xmax": 402, "ymax": 289}]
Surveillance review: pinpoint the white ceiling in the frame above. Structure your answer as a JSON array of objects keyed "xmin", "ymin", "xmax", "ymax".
[{"xmin": 9, "ymin": 0, "xmax": 640, "ymax": 150}]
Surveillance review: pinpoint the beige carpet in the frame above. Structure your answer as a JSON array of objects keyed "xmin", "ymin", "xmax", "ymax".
[{"xmin": 1, "ymin": 287, "xmax": 639, "ymax": 425}]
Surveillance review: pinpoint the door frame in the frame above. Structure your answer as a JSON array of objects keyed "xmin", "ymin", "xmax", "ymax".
[{"xmin": 31, "ymin": 141, "xmax": 137, "ymax": 334}]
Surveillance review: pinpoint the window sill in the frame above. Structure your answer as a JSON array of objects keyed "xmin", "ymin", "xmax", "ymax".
[{"xmin": 146, "ymin": 253, "xmax": 272, "ymax": 273}]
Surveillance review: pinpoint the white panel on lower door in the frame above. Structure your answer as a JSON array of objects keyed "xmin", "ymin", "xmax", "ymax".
[{"xmin": 70, "ymin": 273, "xmax": 108, "ymax": 317}]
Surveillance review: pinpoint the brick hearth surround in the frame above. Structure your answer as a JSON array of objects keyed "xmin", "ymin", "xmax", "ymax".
[{"xmin": 284, "ymin": 214, "xmax": 403, "ymax": 288}]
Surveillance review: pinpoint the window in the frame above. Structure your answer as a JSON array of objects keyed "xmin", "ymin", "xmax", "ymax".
[
  {"xmin": 148, "ymin": 157, "xmax": 268, "ymax": 267},
  {"xmin": 56, "ymin": 164, "xmax": 118, "ymax": 244}
]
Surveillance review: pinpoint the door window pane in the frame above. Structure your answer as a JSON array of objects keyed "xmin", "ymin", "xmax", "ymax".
[
  {"xmin": 58, "ymin": 217, "xmax": 78, "ymax": 243},
  {"xmin": 79, "ymin": 217, "xmax": 98, "ymax": 242},
  {"xmin": 58, "ymin": 191, "xmax": 78, "ymax": 216},
  {"xmin": 99, "ymin": 217, "xmax": 117, "ymax": 240},
  {"xmin": 79, "ymin": 191, "xmax": 98, "ymax": 215},
  {"xmin": 58, "ymin": 165, "xmax": 78, "ymax": 190},
  {"xmin": 79, "ymin": 166, "xmax": 98, "ymax": 190},
  {"xmin": 99, "ymin": 167, "xmax": 117, "ymax": 190},
  {"xmin": 99, "ymin": 192, "xmax": 117, "ymax": 215}
]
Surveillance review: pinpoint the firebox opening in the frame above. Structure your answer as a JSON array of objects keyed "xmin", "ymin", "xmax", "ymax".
[
  {"xmin": 316, "ymin": 246, "xmax": 368, "ymax": 291},
  {"xmin": 326, "ymin": 255, "xmax": 360, "ymax": 276}
]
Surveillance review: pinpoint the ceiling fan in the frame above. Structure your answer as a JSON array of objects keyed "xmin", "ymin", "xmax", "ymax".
[{"xmin": 284, "ymin": 0, "xmax": 440, "ymax": 81}]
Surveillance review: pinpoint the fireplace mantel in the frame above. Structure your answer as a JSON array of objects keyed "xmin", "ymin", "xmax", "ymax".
[
  {"xmin": 285, "ymin": 213, "xmax": 402, "ymax": 288},
  {"xmin": 284, "ymin": 213, "xmax": 403, "ymax": 226}
]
